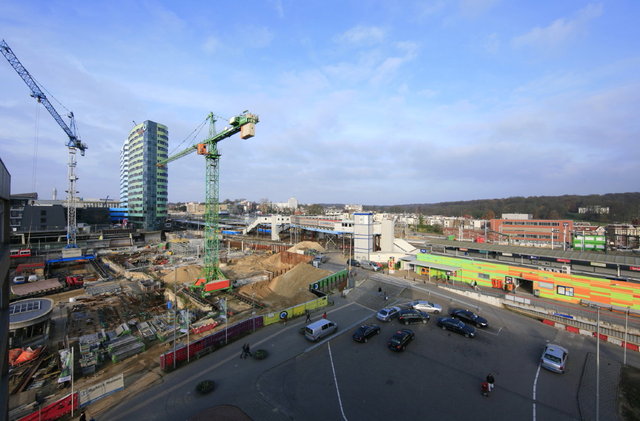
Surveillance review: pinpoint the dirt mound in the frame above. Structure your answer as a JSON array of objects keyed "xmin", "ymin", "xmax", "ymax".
[
  {"xmin": 162, "ymin": 265, "xmax": 202, "ymax": 284},
  {"xmin": 224, "ymin": 252, "xmax": 289, "ymax": 280},
  {"xmin": 238, "ymin": 262, "xmax": 330, "ymax": 307},
  {"xmin": 287, "ymin": 241, "xmax": 325, "ymax": 253}
]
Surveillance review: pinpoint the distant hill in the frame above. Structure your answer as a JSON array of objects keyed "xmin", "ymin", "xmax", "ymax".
[{"xmin": 363, "ymin": 193, "xmax": 640, "ymax": 224}]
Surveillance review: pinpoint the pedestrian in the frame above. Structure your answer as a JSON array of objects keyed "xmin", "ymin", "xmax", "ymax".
[
  {"xmin": 240, "ymin": 343, "xmax": 248, "ymax": 359},
  {"xmin": 79, "ymin": 412, "xmax": 86, "ymax": 421},
  {"xmin": 305, "ymin": 310, "xmax": 311, "ymax": 323},
  {"xmin": 245, "ymin": 343, "xmax": 251, "ymax": 358},
  {"xmin": 384, "ymin": 291, "xmax": 388, "ymax": 301},
  {"xmin": 486, "ymin": 373, "xmax": 495, "ymax": 391},
  {"xmin": 378, "ymin": 286, "xmax": 382, "ymax": 296},
  {"xmin": 322, "ymin": 312, "xmax": 327, "ymax": 319}
]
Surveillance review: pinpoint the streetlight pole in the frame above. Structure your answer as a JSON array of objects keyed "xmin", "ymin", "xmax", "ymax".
[
  {"xmin": 173, "ymin": 265, "xmax": 177, "ymax": 370},
  {"xmin": 596, "ymin": 305, "xmax": 600, "ymax": 421},
  {"xmin": 624, "ymin": 307, "xmax": 629, "ymax": 366}
]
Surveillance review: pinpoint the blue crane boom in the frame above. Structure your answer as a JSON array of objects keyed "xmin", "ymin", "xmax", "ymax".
[
  {"xmin": 0, "ymin": 40, "xmax": 87, "ymax": 154},
  {"xmin": 1, "ymin": 39, "xmax": 88, "ymax": 247}
]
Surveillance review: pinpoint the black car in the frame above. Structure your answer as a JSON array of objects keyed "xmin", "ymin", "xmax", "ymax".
[
  {"xmin": 436, "ymin": 317, "xmax": 476, "ymax": 338},
  {"xmin": 347, "ymin": 259, "xmax": 360, "ymax": 267},
  {"xmin": 352, "ymin": 324, "xmax": 381, "ymax": 343},
  {"xmin": 387, "ymin": 329, "xmax": 415, "ymax": 351},
  {"xmin": 449, "ymin": 308, "xmax": 488, "ymax": 328},
  {"xmin": 398, "ymin": 309, "xmax": 430, "ymax": 325}
]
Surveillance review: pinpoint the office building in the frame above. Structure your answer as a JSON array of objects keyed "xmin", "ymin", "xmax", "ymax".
[{"xmin": 120, "ymin": 121, "xmax": 168, "ymax": 230}]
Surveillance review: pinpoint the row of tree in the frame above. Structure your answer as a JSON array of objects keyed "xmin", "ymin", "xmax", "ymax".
[{"xmin": 364, "ymin": 193, "xmax": 640, "ymax": 224}]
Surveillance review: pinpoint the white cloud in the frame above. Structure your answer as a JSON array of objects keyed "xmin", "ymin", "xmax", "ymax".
[
  {"xmin": 237, "ymin": 25, "xmax": 274, "ymax": 48},
  {"xmin": 336, "ymin": 25, "xmax": 386, "ymax": 46},
  {"xmin": 202, "ymin": 36, "xmax": 220, "ymax": 54},
  {"xmin": 458, "ymin": 0, "xmax": 500, "ymax": 18},
  {"xmin": 512, "ymin": 3, "xmax": 603, "ymax": 50},
  {"xmin": 411, "ymin": 0, "xmax": 447, "ymax": 20},
  {"xmin": 271, "ymin": 0, "xmax": 284, "ymax": 18},
  {"xmin": 483, "ymin": 33, "xmax": 500, "ymax": 54}
]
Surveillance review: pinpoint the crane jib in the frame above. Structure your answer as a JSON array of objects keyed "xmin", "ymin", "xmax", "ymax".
[{"xmin": 1, "ymin": 39, "xmax": 88, "ymax": 155}]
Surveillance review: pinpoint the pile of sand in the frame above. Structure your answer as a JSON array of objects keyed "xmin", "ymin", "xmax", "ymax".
[
  {"xmin": 161, "ymin": 265, "xmax": 203, "ymax": 284},
  {"xmin": 270, "ymin": 263, "xmax": 330, "ymax": 297},
  {"xmin": 224, "ymin": 252, "xmax": 289, "ymax": 280},
  {"xmin": 238, "ymin": 262, "xmax": 330, "ymax": 307},
  {"xmin": 287, "ymin": 241, "xmax": 325, "ymax": 253}
]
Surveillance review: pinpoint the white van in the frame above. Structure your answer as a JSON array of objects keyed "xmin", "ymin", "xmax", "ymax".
[{"xmin": 304, "ymin": 319, "xmax": 338, "ymax": 342}]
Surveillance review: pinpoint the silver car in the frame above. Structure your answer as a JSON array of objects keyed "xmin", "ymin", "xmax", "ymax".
[
  {"xmin": 541, "ymin": 343, "xmax": 568, "ymax": 373},
  {"xmin": 376, "ymin": 306, "xmax": 401, "ymax": 322},
  {"xmin": 407, "ymin": 300, "xmax": 442, "ymax": 314}
]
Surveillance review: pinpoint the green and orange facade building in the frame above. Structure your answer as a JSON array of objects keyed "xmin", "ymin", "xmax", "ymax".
[{"xmin": 412, "ymin": 253, "xmax": 640, "ymax": 311}]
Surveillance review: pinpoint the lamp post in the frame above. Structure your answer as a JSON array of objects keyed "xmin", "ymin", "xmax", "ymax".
[
  {"xmin": 563, "ymin": 223, "xmax": 568, "ymax": 251},
  {"xmin": 624, "ymin": 307, "xmax": 629, "ymax": 366},
  {"xmin": 596, "ymin": 305, "xmax": 601, "ymax": 421}
]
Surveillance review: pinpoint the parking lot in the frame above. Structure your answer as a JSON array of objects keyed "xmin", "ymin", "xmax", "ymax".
[{"xmin": 100, "ymin": 274, "xmax": 635, "ymax": 421}]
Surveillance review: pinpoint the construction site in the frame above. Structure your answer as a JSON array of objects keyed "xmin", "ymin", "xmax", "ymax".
[
  {"xmin": 7, "ymin": 238, "xmax": 343, "ymax": 420},
  {"xmin": 1, "ymin": 39, "xmax": 352, "ymax": 420}
]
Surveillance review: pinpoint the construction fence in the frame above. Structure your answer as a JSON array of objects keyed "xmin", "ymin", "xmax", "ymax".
[{"xmin": 158, "ymin": 269, "xmax": 347, "ymax": 370}]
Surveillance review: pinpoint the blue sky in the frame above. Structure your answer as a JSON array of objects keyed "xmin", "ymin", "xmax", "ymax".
[{"xmin": 1, "ymin": 0, "xmax": 638, "ymax": 206}]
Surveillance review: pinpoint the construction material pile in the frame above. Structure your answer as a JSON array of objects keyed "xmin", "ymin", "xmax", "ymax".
[
  {"xmin": 161, "ymin": 265, "xmax": 203, "ymax": 285},
  {"xmin": 287, "ymin": 241, "xmax": 325, "ymax": 253},
  {"xmin": 238, "ymin": 262, "xmax": 330, "ymax": 308}
]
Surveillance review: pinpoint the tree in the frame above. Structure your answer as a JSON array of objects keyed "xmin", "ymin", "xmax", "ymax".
[{"xmin": 306, "ymin": 204, "xmax": 324, "ymax": 215}]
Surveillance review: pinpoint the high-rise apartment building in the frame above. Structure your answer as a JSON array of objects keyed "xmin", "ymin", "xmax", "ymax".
[{"xmin": 120, "ymin": 121, "xmax": 168, "ymax": 230}]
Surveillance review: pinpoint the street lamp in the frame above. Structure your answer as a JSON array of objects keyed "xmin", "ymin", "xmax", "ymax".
[{"xmin": 551, "ymin": 228, "xmax": 559, "ymax": 250}]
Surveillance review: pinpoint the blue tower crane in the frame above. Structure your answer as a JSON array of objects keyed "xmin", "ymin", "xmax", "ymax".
[{"xmin": 1, "ymin": 40, "xmax": 88, "ymax": 247}]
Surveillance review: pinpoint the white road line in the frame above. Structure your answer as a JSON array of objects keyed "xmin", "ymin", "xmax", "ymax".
[
  {"xmin": 328, "ymin": 342, "xmax": 349, "ymax": 421},
  {"xmin": 533, "ymin": 363, "xmax": 541, "ymax": 421}
]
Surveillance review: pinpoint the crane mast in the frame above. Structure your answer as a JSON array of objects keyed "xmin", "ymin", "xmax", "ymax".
[
  {"xmin": 159, "ymin": 111, "xmax": 258, "ymax": 294},
  {"xmin": 1, "ymin": 40, "xmax": 88, "ymax": 247}
]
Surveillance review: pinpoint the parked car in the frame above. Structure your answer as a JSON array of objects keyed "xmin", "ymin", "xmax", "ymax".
[
  {"xmin": 540, "ymin": 343, "xmax": 568, "ymax": 373},
  {"xmin": 436, "ymin": 317, "xmax": 476, "ymax": 338},
  {"xmin": 352, "ymin": 324, "xmax": 381, "ymax": 343},
  {"xmin": 360, "ymin": 260, "xmax": 380, "ymax": 271},
  {"xmin": 398, "ymin": 309, "xmax": 430, "ymax": 325},
  {"xmin": 313, "ymin": 254, "xmax": 328, "ymax": 264},
  {"xmin": 347, "ymin": 259, "xmax": 360, "ymax": 267},
  {"xmin": 407, "ymin": 300, "xmax": 442, "ymax": 314},
  {"xmin": 449, "ymin": 308, "xmax": 488, "ymax": 328},
  {"xmin": 376, "ymin": 306, "xmax": 401, "ymax": 322},
  {"xmin": 387, "ymin": 329, "xmax": 415, "ymax": 352}
]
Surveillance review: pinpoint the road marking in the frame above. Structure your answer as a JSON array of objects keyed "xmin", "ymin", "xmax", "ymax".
[
  {"xmin": 481, "ymin": 327, "xmax": 503, "ymax": 337},
  {"xmin": 328, "ymin": 342, "xmax": 349, "ymax": 421},
  {"xmin": 108, "ymin": 301, "xmax": 358, "ymax": 420},
  {"xmin": 533, "ymin": 363, "xmax": 541, "ymax": 421}
]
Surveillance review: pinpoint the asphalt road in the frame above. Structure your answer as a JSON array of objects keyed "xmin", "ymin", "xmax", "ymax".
[{"xmin": 98, "ymin": 271, "xmax": 639, "ymax": 421}]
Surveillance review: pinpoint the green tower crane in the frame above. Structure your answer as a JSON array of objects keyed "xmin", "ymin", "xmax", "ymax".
[{"xmin": 158, "ymin": 111, "xmax": 259, "ymax": 295}]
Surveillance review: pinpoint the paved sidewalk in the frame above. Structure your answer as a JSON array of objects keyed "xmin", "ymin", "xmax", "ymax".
[{"xmin": 578, "ymin": 352, "xmax": 621, "ymax": 421}]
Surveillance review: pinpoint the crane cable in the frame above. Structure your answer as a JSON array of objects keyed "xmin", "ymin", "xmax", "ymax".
[
  {"xmin": 167, "ymin": 116, "xmax": 209, "ymax": 156},
  {"xmin": 32, "ymin": 74, "xmax": 81, "ymax": 139},
  {"xmin": 32, "ymin": 101, "xmax": 40, "ymax": 193}
]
